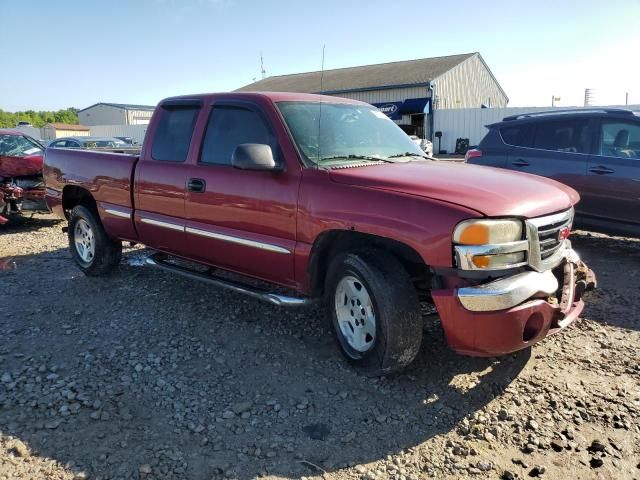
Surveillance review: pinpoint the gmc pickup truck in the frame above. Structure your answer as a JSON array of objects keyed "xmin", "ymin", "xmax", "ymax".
[{"xmin": 44, "ymin": 92, "xmax": 596, "ymax": 375}]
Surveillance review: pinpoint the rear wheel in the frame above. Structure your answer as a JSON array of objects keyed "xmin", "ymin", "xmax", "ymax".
[
  {"xmin": 68, "ymin": 205, "xmax": 122, "ymax": 276},
  {"xmin": 325, "ymin": 250, "xmax": 423, "ymax": 375}
]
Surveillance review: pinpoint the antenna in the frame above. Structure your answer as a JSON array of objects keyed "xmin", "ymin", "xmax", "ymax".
[
  {"xmin": 260, "ymin": 52, "xmax": 266, "ymax": 80},
  {"xmin": 317, "ymin": 44, "xmax": 326, "ymax": 164}
]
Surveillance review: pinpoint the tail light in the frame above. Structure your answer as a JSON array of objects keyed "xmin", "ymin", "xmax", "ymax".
[{"xmin": 464, "ymin": 149, "xmax": 482, "ymax": 162}]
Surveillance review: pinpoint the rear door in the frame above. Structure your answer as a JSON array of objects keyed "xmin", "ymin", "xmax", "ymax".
[
  {"xmin": 184, "ymin": 100, "xmax": 300, "ymax": 286},
  {"xmin": 505, "ymin": 118, "xmax": 590, "ymax": 210},
  {"xmin": 581, "ymin": 118, "xmax": 640, "ymax": 226},
  {"xmin": 134, "ymin": 99, "xmax": 202, "ymax": 255}
]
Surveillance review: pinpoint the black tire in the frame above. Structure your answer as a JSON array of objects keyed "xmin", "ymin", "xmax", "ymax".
[
  {"xmin": 68, "ymin": 205, "xmax": 122, "ymax": 276},
  {"xmin": 325, "ymin": 249, "xmax": 422, "ymax": 375}
]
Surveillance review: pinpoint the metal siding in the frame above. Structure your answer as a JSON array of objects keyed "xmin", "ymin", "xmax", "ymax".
[
  {"xmin": 330, "ymin": 86, "xmax": 429, "ymax": 105},
  {"xmin": 90, "ymin": 124, "xmax": 148, "ymax": 144},
  {"xmin": 78, "ymin": 104, "xmax": 125, "ymax": 126},
  {"xmin": 434, "ymin": 54, "xmax": 508, "ymax": 110}
]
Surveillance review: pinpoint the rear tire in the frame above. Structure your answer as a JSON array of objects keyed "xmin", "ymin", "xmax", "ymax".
[
  {"xmin": 325, "ymin": 250, "xmax": 422, "ymax": 375},
  {"xmin": 68, "ymin": 205, "xmax": 122, "ymax": 276}
]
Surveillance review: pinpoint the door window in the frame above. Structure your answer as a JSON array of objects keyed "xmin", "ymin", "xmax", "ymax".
[
  {"xmin": 598, "ymin": 121, "xmax": 640, "ymax": 159},
  {"xmin": 151, "ymin": 106, "xmax": 200, "ymax": 161},
  {"xmin": 200, "ymin": 106, "xmax": 278, "ymax": 165},
  {"xmin": 532, "ymin": 119, "xmax": 590, "ymax": 153}
]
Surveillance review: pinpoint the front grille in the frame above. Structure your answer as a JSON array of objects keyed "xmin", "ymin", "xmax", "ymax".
[
  {"xmin": 526, "ymin": 208, "xmax": 574, "ymax": 272},
  {"xmin": 538, "ymin": 218, "xmax": 570, "ymax": 259}
]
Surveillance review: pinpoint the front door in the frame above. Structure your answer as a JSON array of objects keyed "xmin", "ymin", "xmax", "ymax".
[
  {"xmin": 581, "ymin": 118, "xmax": 640, "ymax": 226},
  {"xmin": 184, "ymin": 101, "xmax": 299, "ymax": 286}
]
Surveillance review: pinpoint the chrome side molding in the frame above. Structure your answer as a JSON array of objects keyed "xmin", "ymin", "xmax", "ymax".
[{"xmin": 145, "ymin": 254, "xmax": 314, "ymax": 308}]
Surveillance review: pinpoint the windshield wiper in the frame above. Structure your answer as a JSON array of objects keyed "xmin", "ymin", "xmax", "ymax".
[
  {"xmin": 319, "ymin": 154, "xmax": 395, "ymax": 163},
  {"xmin": 388, "ymin": 152, "xmax": 430, "ymax": 159}
]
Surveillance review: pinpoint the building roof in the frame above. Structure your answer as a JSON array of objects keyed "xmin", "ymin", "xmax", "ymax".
[
  {"xmin": 45, "ymin": 123, "xmax": 90, "ymax": 131},
  {"xmin": 236, "ymin": 53, "xmax": 477, "ymax": 94},
  {"xmin": 78, "ymin": 102, "xmax": 156, "ymax": 113}
]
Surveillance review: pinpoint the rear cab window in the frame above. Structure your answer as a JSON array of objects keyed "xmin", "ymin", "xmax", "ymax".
[{"xmin": 151, "ymin": 104, "xmax": 200, "ymax": 162}]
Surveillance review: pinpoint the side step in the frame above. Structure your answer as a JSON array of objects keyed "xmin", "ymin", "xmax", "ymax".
[{"xmin": 145, "ymin": 254, "xmax": 315, "ymax": 308}]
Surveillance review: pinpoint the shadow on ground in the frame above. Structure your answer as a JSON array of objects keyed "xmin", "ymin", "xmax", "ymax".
[
  {"xmin": 571, "ymin": 231, "xmax": 640, "ymax": 332},
  {"xmin": 1, "ymin": 245, "xmax": 529, "ymax": 479},
  {"xmin": 0, "ymin": 214, "xmax": 62, "ymax": 234}
]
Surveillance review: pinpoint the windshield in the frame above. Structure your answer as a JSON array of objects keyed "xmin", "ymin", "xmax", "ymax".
[
  {"xmin": 0, "ymin": 134, "xmax": 43, "ymax": 157},
  {"xmin": 277, "ymin": 101, "xmax": 426, "ymax": 166}
]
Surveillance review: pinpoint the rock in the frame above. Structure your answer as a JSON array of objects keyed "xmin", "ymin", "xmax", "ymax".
[
  {"xmin": 1, "ymin": 372, "xmax": 12, "ymax": 383},
  {"xmin": 222, "ymin": 411, "xmax": 235, "ymax": 419},
  {"xmin": 139, "ymin": 464, "xmax": 153, "ymax": 474},
  {"xmin": 529, "ymin": 465, "xmax": 546, "ymax": 477},
  {"xmin": 527, "ymin": 419, "xmax": 539, "ymax": 431},
  {"xmin": 501, "ymin": 471, "xmax": 516, "ymax": 480},
  {"xmin": 590, "ymin": 457, "xmax": 604, "ymax": 468},
  {"xmin": 302, "ymin": 423, "xmax": 330, "ymax": 441},
  {"xmin": 45, "ymin": 419, "xmax": 61, "ymax": 429},
  {"xmin": 355, "ymin": 465, "xmax": 367, "ymax": 474},
  {"xmin": 588, "ymin": 439, "xmax": 606, "ymax": 453},
  {"xmin": 342, "ymin": 431, "xmax": 357, "ymax": 443},
  {"xmin": 476, "ymin": 460, "xmax": 492, "ymax": 471},
  {"xmin": 550, "ymin": 439, "xmax": 567, "ymax": 452},
  {"xmin": 522, "ymin": 444, "xmax": 536, "ymax": 454},
  {"xmin": 9, "ymin": 440, "xmax": 30, "ymax": 458},
  {"xmin": 231, "ymin": 401, "xmax": 252, "ymax": 415}
]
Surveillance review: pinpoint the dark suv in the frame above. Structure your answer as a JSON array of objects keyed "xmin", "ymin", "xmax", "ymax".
[{"xmin": 466, "ymin": 109, "xmax": 640, "ymax": 237}]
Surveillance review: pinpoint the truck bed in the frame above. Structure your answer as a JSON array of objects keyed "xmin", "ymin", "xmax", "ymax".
[{"xmin": 43, "ymin": 147, "xmax": 140, "ymax": 240}]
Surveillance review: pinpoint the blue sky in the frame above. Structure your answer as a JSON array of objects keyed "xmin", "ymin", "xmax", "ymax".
[{"xmin": 1, "ymin": 0, "xmax": 638, "ymax": 111}]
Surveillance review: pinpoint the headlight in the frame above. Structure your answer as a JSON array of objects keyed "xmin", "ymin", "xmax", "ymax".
[
  {"xmin": 453, "ymin": 219, "xmax": 527, "ymax": 270},
  {"xmin": 453, "ymin": 219, "xmax": 523, "ymax": 245}
]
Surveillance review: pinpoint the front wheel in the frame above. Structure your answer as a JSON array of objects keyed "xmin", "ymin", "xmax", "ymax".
[
  {"xmin": 325, "ymin": 250, "xmax": 423, "ymax": 375},
  {"xmin": 68, "ymin": 205, "xmax": 122, "ymax": 276}
]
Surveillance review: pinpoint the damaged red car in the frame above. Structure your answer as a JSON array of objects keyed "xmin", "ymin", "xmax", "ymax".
[{"xmin": 0, "ymin": 129, "xmax": 48, "ymax": 224}]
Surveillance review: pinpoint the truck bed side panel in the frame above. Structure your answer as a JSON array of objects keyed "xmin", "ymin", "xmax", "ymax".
[{"xmin": 43, "ymin": 148, "xmax": 139, "ymax": 241}]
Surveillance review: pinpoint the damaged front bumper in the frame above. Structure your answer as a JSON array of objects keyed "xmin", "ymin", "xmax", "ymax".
[{"xmin": 431, "ymin": 246, "xmax": 596, "ymax": 357}]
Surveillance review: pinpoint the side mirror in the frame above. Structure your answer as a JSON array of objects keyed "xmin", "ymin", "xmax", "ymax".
[{"xmin": 232, "ymin": 143, "xmax": 280, "ymax": 171}]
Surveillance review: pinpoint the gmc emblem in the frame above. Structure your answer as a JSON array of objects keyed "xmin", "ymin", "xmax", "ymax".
[{"xmin": 558, "ymin": 226, "xmax": 571, "ymax": 241}]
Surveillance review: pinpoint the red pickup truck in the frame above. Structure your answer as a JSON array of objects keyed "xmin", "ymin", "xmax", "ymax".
[{"xmin": 44, "ymin": 92, "xmax": 596, "ymax": 375}]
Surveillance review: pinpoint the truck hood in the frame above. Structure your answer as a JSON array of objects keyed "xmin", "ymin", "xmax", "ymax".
[{"xmin": 328, "ymin": 161, "xmax": 579, "ymax": 218}]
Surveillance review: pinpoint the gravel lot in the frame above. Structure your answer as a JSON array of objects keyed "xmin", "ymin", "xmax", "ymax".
[{"xmin": 1, "ymin": 214, "xmax": 639, "ymax": 480}]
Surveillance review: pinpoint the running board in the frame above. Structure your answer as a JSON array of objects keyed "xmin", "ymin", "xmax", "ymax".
[{"xmin": 145, "ymin": 254, "xmax": 314, "ymax": 307}]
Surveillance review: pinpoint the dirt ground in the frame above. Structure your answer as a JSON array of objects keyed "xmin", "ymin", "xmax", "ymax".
[{"xmin": 1, "ymin": 214, "xmax": 639, "ymax": 480}]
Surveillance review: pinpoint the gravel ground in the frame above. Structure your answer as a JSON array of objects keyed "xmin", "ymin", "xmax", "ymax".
[{"xmin": 1, "ymin": 214, "xmax": 639, "ymax": 480}]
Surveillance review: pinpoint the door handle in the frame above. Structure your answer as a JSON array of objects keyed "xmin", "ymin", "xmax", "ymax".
[
  {"xmin": 589, "ymin": 166, "xmax": 615, "ymax": 175},
  {"xmin": 511, "ymin": 159, "xmax": 530, "ymax": 167},
  {"xmin": 187, "ymin": 178, "xmax": 206, "ymax": 193}
]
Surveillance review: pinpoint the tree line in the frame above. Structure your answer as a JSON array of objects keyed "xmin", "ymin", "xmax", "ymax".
[{"xmin": 0, "ymin": 108, "xmax": 79, "ymax": 128}]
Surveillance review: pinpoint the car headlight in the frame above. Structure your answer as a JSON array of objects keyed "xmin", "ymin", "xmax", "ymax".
[{"xmin": 453, "ymin": 219, "xmax": 527, "ymax": 270}]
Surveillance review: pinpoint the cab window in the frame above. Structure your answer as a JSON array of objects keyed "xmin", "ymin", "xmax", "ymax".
[{"xmin": 200, "ymin": 106, "xmax": 278, "ymax": 166}]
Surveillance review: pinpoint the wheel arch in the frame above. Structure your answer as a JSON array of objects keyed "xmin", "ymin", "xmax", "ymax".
[
  {"xmin": 62, "ymin": 185, "xmax": 98, "ymax": 219},
  {"xmin": 307, "ymin": 230, "xmax": 431, "ymax": 298}
]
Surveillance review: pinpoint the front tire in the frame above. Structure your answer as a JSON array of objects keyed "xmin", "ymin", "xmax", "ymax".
[
  {"xmin": 68, "ymin": 205, "xmax": 122, "ymax": 276},
  {"xmin": 325, "ymin": 250, "xmax": 423, "ymax": 375}
]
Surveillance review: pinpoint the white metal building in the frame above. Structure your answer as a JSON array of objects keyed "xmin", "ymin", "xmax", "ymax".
[
  {"xmin": 42, "ymin": 123, "xmax": 90, "ymax": 140},
  {"xmin": 78, "ymin": 103, "xmax": 155, "ymax": 126},
  {"xmin": 236, "ymin": 52, "xmax": 508, "ymax": 140}
]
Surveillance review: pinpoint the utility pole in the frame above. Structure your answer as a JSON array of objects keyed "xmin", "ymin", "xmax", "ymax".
[
  {"xmin": 260, "ymin": 52, "xmax": 266, "ymax": 80},
  {"xmin": 551, "ymin": 95, "xmax": 560, "ymax": 107},
  {"xmin": 626, "ymin": 92, "xmax": 629, "ymax": 106}
]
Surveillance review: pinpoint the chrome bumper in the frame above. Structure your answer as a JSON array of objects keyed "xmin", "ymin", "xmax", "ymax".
[{"xmin": 457, "ymin": 248, "xmax": 581, "ymax": 312}]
